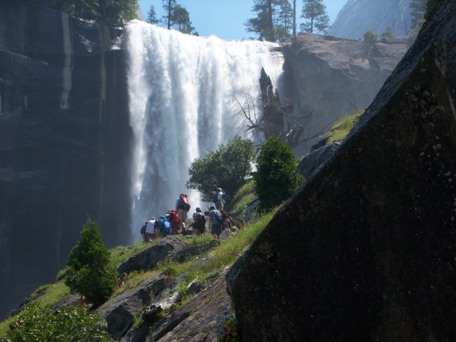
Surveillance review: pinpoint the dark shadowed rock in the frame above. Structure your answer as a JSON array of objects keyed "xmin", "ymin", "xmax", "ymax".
[
  {"xmin": 118, "ymin": 235, "xmax": 189, "ymax": 274},
  {"xmin": 153, "ymin": 270, "xmax": 233, "ymax": 342},
  {"xmin": 229, "ymin": 1, "xmax": 456, "ymax": 341},
  {"xmin": 298, "ymin": 141, "xmax": 341, "ymax": 178},
  {"xmin": 96, "ymin": 274, "xmax": 167, "ymax": 340},
  {"xmin": 173, "ymin": 239, "xmax": 220, "ymax": 263}
]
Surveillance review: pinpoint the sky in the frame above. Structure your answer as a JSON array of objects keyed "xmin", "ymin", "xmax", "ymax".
[{"xmin": 137, "ymin": 0, "xmax": 348, "ymax": 40}]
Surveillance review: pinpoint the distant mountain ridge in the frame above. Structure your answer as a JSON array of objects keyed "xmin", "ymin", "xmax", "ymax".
[{"xmin": 329, "ymin": 0, "xmax": 413, "ymax": 40}]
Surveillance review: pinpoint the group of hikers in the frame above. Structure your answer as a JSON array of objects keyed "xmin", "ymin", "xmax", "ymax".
[{"xmin": 140, "ymin": 188, "xmax": 235, "ymax": 241}]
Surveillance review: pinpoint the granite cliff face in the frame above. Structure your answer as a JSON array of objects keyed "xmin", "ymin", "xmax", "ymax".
[
  {"xmin": 328, "ymin": 0, "xmax": 413, "ymax": 40},
  {"xmin": 0, "ymin": 3, "xmax": 132, "ymax": 319},
  {"xmin": 280, "ymin": 33, "xmax": 409, "ymax": 151},
  {"xmin": 229, "ymin": 0, "xmax": 456, "ymax": 340}
]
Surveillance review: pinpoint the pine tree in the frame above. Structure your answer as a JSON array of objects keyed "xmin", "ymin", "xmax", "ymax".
[
  {"xmin": 63, "ymin": 218, "xmax": 117, "ymax": 307},
  {"xmin": 275, "ymin": 0, "xmax": 293, "ymax": 40},
  {"xmin": 300, "ymin": 0, "xmax": 330, "ymax": 34},
  {"xmin": 160, "ymin": 0, "xmax": 197, "ymax": 35},
  {"xmin": 245, "ymin": 0, "xmax": 294, "ymax": 42},
  {"xmin": 147, "ymin": 4, "xmax": 159, "ymax": 24}
]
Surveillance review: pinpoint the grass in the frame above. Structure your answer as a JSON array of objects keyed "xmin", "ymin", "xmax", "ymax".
[
  {"xmin": 0, "ymin": 281, "xmax": 70, "ymax": 337},
  {"xmin": 110, "ymin": 240, "xmax": 152, "ymax": 268},
  {"xmin": 228, "ymin": 180, "xmax": 256, "ymax": 216},
  {"xmin": 327, "ymin": 110, "xmax": 363, "ymax": 143}
]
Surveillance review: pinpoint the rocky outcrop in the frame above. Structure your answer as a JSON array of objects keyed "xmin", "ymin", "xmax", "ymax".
[
  {"xmin": 229, "ymin": 0, "xmax": 456, "ymax": 340},
  {"xmin": 281, "ymin": 33, "xmax": 409, "ymax": 152},
  {"xmin": 328, "ymin": 0, "xmax": 413, "ymax": 40},
  {"xmin": 0, "ymin": 2, "xmax": 132, "ymax": 319},
  {"xmin": 97, "ymin": 235, "xmax": 230, "ymax": 341},
  {"xmin": 96, "ymin": 274, "xmax": 167, "ymax": 340}
]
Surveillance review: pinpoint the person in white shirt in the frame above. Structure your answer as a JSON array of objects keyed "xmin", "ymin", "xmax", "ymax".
[
  {"xmin": 215, "ymin": 187, "xmax": 224, "ymax": 211},
  {"xmin": 145, "ymin": 217, "xmax": 156, "ymax": 241}
]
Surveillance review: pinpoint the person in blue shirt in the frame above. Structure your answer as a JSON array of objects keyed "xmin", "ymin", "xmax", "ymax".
[{"xmin": 208, "ymin": 206, "xmax": 222, "ymax": 239}]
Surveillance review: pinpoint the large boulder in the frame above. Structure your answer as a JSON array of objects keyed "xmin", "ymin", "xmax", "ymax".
[
  {"xmin": 96, "ymin": 274, "xmax": 167, "ymax": 340},
  {"xmin": 228, "ymin": 1, "xmax": 456, "ymax": 340},
  {"xmin": 118, "ymin": 235, "xmax": 189, "ymax": 274},
  {"xmin": 281, "ymin": 33, "xmax": 408, "ymax": 152}
]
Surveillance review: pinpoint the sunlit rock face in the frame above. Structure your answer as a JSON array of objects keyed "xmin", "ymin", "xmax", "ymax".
[
  {"xmin": 0, "ymin": 2, "xmax": 132, "ymax": 319},
  {"xmin": 329, "ymin": 0, "xmax": 413, "ymax": 40},
  {"xmin": 281, "ymin": 33, "xmax": 409, "ymax": 152},
  {"xmin": 228, "ymin": 0, "xmax": 456, "ymax": 340}
]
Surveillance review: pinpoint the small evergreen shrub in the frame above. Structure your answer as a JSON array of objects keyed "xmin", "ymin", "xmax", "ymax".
[
  {"xmin": 62, "ymin": 218, "xmax": 117, "ymax": 307},
  {"xmin": 363, "ymin": 30, "xmax": 378, "ymax": 43},
  {"xmin": 255, "ymin": 136, "xmax": 303, "ymax": 212}
]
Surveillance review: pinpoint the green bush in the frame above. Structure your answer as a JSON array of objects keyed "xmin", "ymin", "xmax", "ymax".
[
  {"xmin": 363, "ymin": 30, "xmax": 378, "ymax": 43},
  {"xmin": 187, "ymin": 137, "xmax": 255, "ymax": 202},
  {"xmin": 255, "ymin": 136, "xmax": 303, "ymax": 212},
  {"xmin": 63, "ymin": 218, "xmax": 117, "ymax": 307},
  {"xmin": 381, "ymin": 27, "xmax": 395, "ymax": 39},
  {"xmin": 6, "ymin": 303, "xmax": 113, "ymax": 342}
]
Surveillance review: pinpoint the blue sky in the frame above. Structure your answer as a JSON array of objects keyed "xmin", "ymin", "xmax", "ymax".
[{"xmin": 138, "ymin": 1, "xmax": 347, "ymax": 40}]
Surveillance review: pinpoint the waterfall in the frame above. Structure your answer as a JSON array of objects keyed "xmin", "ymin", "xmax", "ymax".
[{"xmin": 125, "ymin": 20, "xmax": 284, "ymax": 239}]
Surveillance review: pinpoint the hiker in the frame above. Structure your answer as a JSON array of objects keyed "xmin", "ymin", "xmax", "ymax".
[
  {"xmin": 221, "ymin": 212, "xmax": 232, "ymax": 232},
  {"xmin": 168, "ymin": 209, "xmax": 180, "ymax": 234},
  {"xmin": 192, "ymin": 207, "xmax": 206, "ymax": 235},
  {"xmin": 176, "ymin": 193, "xmax": 191, "ymax": 231},
  {"xmin": 117, "ymin": 272, "xmax": 128, "ymax": 288},
  {"xmin": 155, "ymin": 215, "xmax": 171, "ymax": 237},
  {"xmin": 214, "ymin": 187, "xmax": 224, "ymax": 211},
  {"xmin": 140, "ymin": 221, "xmax": 148, "ymax": 242},
  {"xmin": 145, "ymin": 217, "xmax": 156, "ymax": 241},
  {"xmin": 208, "ymin": 206, "xmax": 222, "ymax": 239}
]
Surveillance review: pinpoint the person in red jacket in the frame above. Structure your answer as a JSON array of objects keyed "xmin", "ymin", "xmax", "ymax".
[{"xmin": 168, "ymin": 209, "xmax": 180, "ymax": 234}]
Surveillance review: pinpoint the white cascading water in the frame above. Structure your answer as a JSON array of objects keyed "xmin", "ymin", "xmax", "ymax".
[{"xmin": 125, "ymin": 20, "xmax": 284, "ymax": 239}]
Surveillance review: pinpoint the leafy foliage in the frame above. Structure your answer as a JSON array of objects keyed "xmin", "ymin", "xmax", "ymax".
[
  {"xmin": 363, "ymin": 30, "xmax": 378, "ymax": 43},
  {"xmin": 63, "ymin": 218, "xmax": 117, "ymax": 307},
  {"xmin": 381, "ymin": 27, "xmax": 395, "ymax": 39},
  {"xmin": 186, "ymin": 137, "xmax": 255, "ymax": 203},
  {"xmin": 255, "ymin": 136, "xmax": 303, "ymax": 212},
  {"xmin": 221, "ymin": 317, "xmax": 241, "ymax": 342},
  {"xmin": 48, "ymin": 0, "xmax": 137, "ymax": 24},
  {"xmin": 300, "ymin": 0, "xmax": 330, "ymax": 34},
  {"xmin": 6, "ymin": 303, "xmax": 112, "ymax": 342}
]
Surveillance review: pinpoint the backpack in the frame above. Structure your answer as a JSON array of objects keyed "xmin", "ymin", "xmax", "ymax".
[
  {"xmin": 196, "ymin": 212, "xmax": 206, "ymax": 222},
  {"xmin": 178, "ymin": 194, "xmax": 191, "ymax": 211},
  {"xmin": 156, "ymin": 217, "xmax": 170, "ymax": 234},
  {"xmin": 162, "ymin": 217, "xmax": 171, "ymax": 234},
  {"xmin": 140, "ymin": 223, "xmax": 147, "ymax": 235}
]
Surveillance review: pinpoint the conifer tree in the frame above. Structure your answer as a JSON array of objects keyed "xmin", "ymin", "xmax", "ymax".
[
  {"xmin": 63, "ymin": 218, "xmax": 117, "ymax": 307},
  {"xmin": 300, "ymin": 0, "xmax": 330, "ymax": 34},
  {"xmin": 245, "ymin": 0, "xmax": 294, "ymax": 42},
  {"xmin": 160, "ymin": 0, "xmax": 197, "ymax": 35},
  {"xmin": 147, "ymin": 4, "xmax": 159, "ymax": 24}
]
